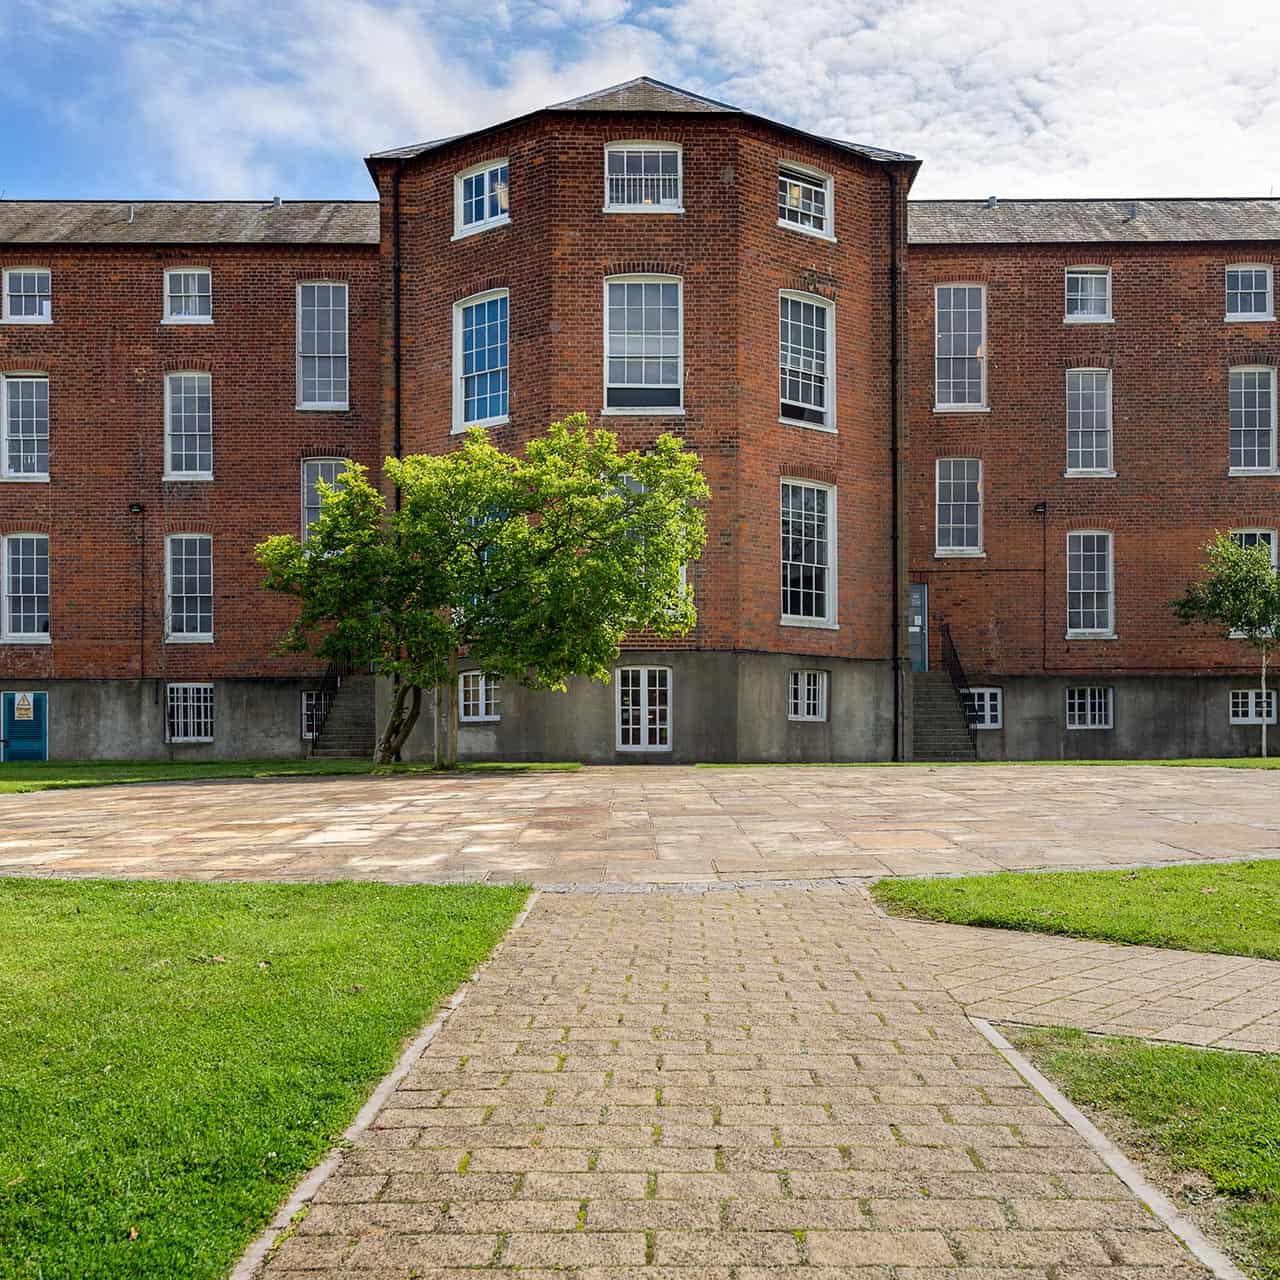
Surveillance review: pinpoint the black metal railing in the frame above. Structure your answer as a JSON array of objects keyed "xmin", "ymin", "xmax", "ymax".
[
  {"xmin": 939, "ymin": 622, "xmax": 978, "ymax": 755},
  {"xmin": 308, "ymin": 659, "xmax": 354, "ymax": 755}
]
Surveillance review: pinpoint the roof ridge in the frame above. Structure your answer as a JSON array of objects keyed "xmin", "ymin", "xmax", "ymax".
[{"xmin": 546, "ymin": 75, "xmax": 740, "ymax": 113}]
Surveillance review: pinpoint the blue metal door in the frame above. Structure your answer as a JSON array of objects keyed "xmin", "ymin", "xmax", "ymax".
[
  {"xmin": 2, "ymin": 691, "xmax": 47, "ymax": 761},
  {"xmin": 908, "ymin": 584, "xmax": 928, "ymax": 672}
]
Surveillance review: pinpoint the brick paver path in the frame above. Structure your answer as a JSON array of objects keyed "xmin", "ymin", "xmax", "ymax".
[
  {"xmin": 5, "ymin": 763, "xmax": 1280, "ymax": 885},
  {"xmin": 886, "ymin": 914, "xmax": 1280, "ymax": 1052},
  {"xmin": 262, "ymin": 888, "xmax": 1213, "ymax": 1278}
]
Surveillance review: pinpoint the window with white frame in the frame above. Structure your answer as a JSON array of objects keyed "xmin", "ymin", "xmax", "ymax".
[
  {"xmin": 616, "ymin": 665, "xmax": 671, "ymax": 750},
  {"xmin": 302, "ymin": 458, "xmax": 347, "ymax": 539},
  {"xmin": 1226, "ymin": 265, "xmax": 1274, "ymax": 322},
  {"xmin": 604, "ymin": 276, "xmax": 682, "ymax": 411},
  {"xmin": 2, "ymin": 268, "xmax": 51, "ymax": 323},
  {"xmin": 604, "ymin": 143, "xmax": 682, "ymax": 211},
  {"xmin": 165, "ymin": 372, "xmax": 212, "ymax": 478},
  {"xmin": 300, "ymin": 689, "xmax": 333, "ymax": 740},
  {"xmin": 1231, "ymin": 689, "xmax": 1277, "ymax": 724},
  {"xmin": 788, "ymin": 669, "xmax": 828, "ymax": 722},
  {"xmin": 779, "ymin": 292, "xmax": 833, "ymax": 428},
  {"xmin": 459, "ymin": 671, "xmax": 501, "ymax": 722},
  {"xmin": 454, "ymin": 160, "xmax": 509, "ymax": 237},
  {"xmin": 777, "ymin": 165, "xmax": 832, "ymax": 238},
  {"xmin": 1, "ymin": 374, "xmax": 49, "ymax": 478},
  {"xmin": 1066, "ymin": 368, "xmax": 1113, "ymax": 473},
  {"xmin": 1066, "ymin": 686, "xmax": 1113, "ymax": 729},
  {"xmin": 963, "ymin": 687, "xmax": 1002, "ymax": 729},
  {"xmin": 166, "ymin": 534, "xmax": 212, "ymax": 641},
  {"xmin": 166, "ymin": 683, "xmax": 214, "ymax": 742},
  {"xmin": 935, "ymin": 458, "xmax": 982, "ymax": 555},
  {"xmin": 1231, "ymin": 528, "xmax": 1278, "ymax": 567},
  {"xmin": 296, "ymin": 282, "xmax": 348, "ymax": 410},
  {"xmin": 780, "ymin": 479, "xmax": 836, "ymax": 625},
  {"xmin": 1229, "ymin": 367, "xmax": 1276, "ymax": 472},
  {"xmin": 1067, "ymin": 531, "xmax": 1114, "ymax": 637},
  {"xmin": 934, "ymin": 285, "xmax": 986, "ymax": 409},
  {"xmin": 2, "ymin": 534, "xmax": 49, "ymax": 641},
  {"xmin": 1064, "ymin": 267, "xmax": 1111, "ymax": 321},
  {"xmin": 453, "ymin": 289, "xmax": 509, "ymax": 430},
  {"xmin": 164, "ymin": 268, "xmax": 212, "ymax": 322}
]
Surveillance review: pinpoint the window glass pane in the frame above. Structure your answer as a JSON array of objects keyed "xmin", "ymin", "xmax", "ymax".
[
  {"xmin": 1066, "ymin": 686, "xmax": 1112, "ymax": 729},
  {"xmin": 167, "ymin": 684, "xmax": 214, "ymax": 741},
  {"xmin": 1066, "ymin": 370, "xmax": 1111, "ymax": 472},
  {"xmin": 1227, "ymin": 268, "xmax": 1272, "ymax": 317},
  {"xmin": 167, "ymin": 372, "xmax": 212, "ymax": 475},
  {"xmin": 302, "ymin": 459, "xmax": 347, "ymax": 538},
  {"xmin": 4, "ymin": 376, "xmax": 49, "ymax": 476},
  {"xmin": 459, "ymin": 293, "xmax": 509, "ymax": 423},
  {"xmin": 1229, "ymin": 369, "xmax": 1274, "ymax": 470},
  {"xmin": 617, "ymin": 666, "xmax": 671, "ymax": 748},
  {"xmin": 1065, "ymin": 269, "xmax": 1110, "ymax": 317},
  {"xmin": 777, "ymin": 168, "xmax": 828, "ymax": 233},
  {"xmin": 168, "ymin": 270, "xmax": 211, "ymax": 318},
  {"xmin": 935, "ymin": 458, "xmax": 981, "ymax": 550},
  {"xmin": 779, "ymin": 296, "xmax": 829, "ymax": 424},
  {"xmin": 5, "ymin": 535, "xmax": 49, "ymax": 635},
  {"xmin": 167, "ymin": 536, "xmax": 213, "ymax": 637},
  {"xmin": 298, "ymin": 283, "xmax": 349, "ymax": 407},
  {"xmin": 781, "ymin": 482, "xmax": 831, "ymax": 620},
  {"xmin": 935, "ymin": 286, "xmax": 984, "ymax": 405},
  {"xmin": 5, "ymin": 269, "xmax": 51, "ymax": 320},
  {"xmin": 605, "ymin": 279, "xmax": 681, "ymax": 407},
  {"xmin": 1067, "ymin": 532, "xmax": 1112, "ymax": 634},
  {"xmin": 605, "ymin": 146, "xmax": 681, "ymax": 208}
]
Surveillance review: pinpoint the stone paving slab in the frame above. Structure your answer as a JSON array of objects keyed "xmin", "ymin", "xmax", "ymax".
[
  {"xmin": 4, "ymin": 764, "xmax": 1280, "ymax": 885},
  {"xmin": 882, "ymin": 913, "xmax": 1280, "ymax": 1052},
  {"xmin": 257, "ymin": 888, "xmax": 1213, "ymax": 1278}
]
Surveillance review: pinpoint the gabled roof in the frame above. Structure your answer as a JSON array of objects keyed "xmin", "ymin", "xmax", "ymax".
[
  {"xmin": 367, "ymin": 76, "xmax": 917, "ymax": 171},
  {"xmin": 909, "ymin": 198, "xmax": 1280, "ymax": 245},
  {"xmin": 0, "ymin": 200, "xmax": 380, "ymax": 246}
]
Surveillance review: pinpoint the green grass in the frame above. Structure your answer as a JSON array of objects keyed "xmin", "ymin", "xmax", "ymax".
[
  {"xmin": 1010, "ymin": 1026, "xmax": 1280, "ymax": 1279},
  {"xmin": 0, "ymin": 878, "xmax": 528, "ymax": 1279},
  {"xmin": 696, "ymin": 757, "xmax": 1280, "ymax": 768},
  {"xmin": 874, "ymin": 861, "xmax": 1280, "ymax": 960},
  {"xmin": 0, "ymin": 758, "xmax": 581, "ymax": 793}
]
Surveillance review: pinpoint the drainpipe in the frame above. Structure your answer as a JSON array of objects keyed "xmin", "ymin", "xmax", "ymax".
[
  {"xmin": 887, "ymin": 167, "xmax": 906, "ymax": 761},
  {"xmin": 130, "ymin": 503, "xmax": 146, "ymax": 679},
  {"xmin": 391, "ymin": 160, "xmax": 404, "ymax": 499}
]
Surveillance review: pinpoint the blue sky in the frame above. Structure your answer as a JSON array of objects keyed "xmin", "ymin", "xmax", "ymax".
[{"xmin": 4, "ymin": 0, "xmax": 1280, "ymax": 202}]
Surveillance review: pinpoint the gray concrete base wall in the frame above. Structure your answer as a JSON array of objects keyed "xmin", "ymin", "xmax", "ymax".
[
  {"xmin": 3, "ymin": 679, "xmax": 318, "ymax": 761},
  {"xmin": 385, "ymin": 651, "xmax": 896, "ymax": 765},
  {"xmin": 970, "ymin": 674, "xmax": 1276, "ymax": 761}
]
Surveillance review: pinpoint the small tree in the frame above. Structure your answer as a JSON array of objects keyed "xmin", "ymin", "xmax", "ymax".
[
  {"xmin": 1173, "ymin": 532, "xmax": 1280, "ymax": 758},
  {"xmin": 257, "ymin": 414, "xmax": 709, "ymax": 765}
]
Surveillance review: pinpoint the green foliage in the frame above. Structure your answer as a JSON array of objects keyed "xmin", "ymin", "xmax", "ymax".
[
  {"xmin": 1173, "ymin": 531, "xmax": 1280, "ymax": 651},
  {"xmin": 0, "ymin": 879, "xmax": 526, "ymax": 1279},
  {"xmin": 873, "ymin": 860, "xmax": 1280, "ymax": 959},
  {"xmin": 256, "ymin": 415, "xmax": 709, "ymax": 756}
]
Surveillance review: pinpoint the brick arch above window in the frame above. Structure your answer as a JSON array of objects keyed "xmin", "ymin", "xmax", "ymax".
[
  {"xmin": 1059, "ymin": 353, "xmax": 1114, "ymax": 369},
  {"xmin": 1225, "ymin": 344, "xmax": 1276, "ymax": 367},
  {"xmin": 450, "ymin": 276, "xmax": 509, "ymax": 304},
  {"xmin": 792, "ymin": 269, "xmax": 838, "ymax": 299},
  {"xmin": 602, "ymin": 260, "xmax": 685, "ymax": 278},
  {"xmin": 777, "ymin": 462, "xmax": 837, "ymax": 485}
]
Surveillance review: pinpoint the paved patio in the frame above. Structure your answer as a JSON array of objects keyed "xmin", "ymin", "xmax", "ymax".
[
  {"xmin": 260, "ymin": 887, "xmax": 1216, "ymax": 1279},
  {"xmin": 4, "ymin": 763, "xmax": 1280, "ymax": 885}
]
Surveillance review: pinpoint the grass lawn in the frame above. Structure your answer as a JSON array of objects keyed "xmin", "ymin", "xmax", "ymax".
[
  {"xmin": 1010, "ymin": 1026, "xmax": 1280, "ymax": 1279},
  {"xmin": 697, "ymin": 757, "xmax": 1280, "ymax": 768},
  {"xmin": 0, "ymin": 878, "xmax": 527, "ymax": 1280},
  {"xmin": 0, "ymin": 758, "xmax": 580, "ymax": 793},
  {"xmin": 873, "ymin": 860, "xmax": 1280, "ymax": 960}
]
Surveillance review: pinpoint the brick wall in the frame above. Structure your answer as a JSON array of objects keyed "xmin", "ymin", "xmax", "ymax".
[
  {"xmin": 0, "ymin": 241, "xmax": 380, "ymax": 683},
  {"xmin": 908, "ymin": 241, "xmax": 1280, "ymax": 678}
]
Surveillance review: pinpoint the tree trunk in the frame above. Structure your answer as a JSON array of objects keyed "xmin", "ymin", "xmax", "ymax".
[
  {"xmin": 1262, "ymin": 648, "xmax": 1270, "ymax": 760},
  {"xmin": 433, "ymin": 683, "xmax": 444, "ymax": 769},
  {"xmin": 375, "ymin": 680, "xmax": 422, "ymax": 765},
  {"xmin": 445, "ymin": 648, "xmax": 460, "ymax": 770}
]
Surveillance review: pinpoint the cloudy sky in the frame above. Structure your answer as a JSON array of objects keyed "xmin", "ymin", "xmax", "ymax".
[{"xmin": 4, "ymin": 0, "xmax": 1279, "ymax": 201}]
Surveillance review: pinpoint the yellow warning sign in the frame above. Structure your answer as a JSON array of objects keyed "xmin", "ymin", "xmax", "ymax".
[{"xmin": 14, "ymin": 694, "xmax": 33, "ymax": 721}]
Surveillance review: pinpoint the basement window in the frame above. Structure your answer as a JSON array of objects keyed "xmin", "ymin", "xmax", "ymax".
[
  {"xmin": 459, "ymin": 671, "xmax": 501, "ymax": 722},
  {"xmin": 1066, "ymin": 686, "xmax": 1113, "ymax": 730},
  {"xmin": 788, "ymin": 670, "xmax": 828, "ymax": 722},
  {"xmin": 1230, "ymin": 689, "xmax": 1277, "ymax": 725},
  {"xmin": 962, "ymin": 687, "xmax": 1002, "ymax": 729},
  {"xmin": 166, "ymin": 683, "xmax": 214, "ymax": 742},
  {"xmin": 300, "ymin": 689, "xmax": 333, "ymax": 739}
]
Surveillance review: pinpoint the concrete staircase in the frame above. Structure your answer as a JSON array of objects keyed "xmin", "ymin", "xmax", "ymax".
[
  {"xmin": 912, "ymin": 670, "xmax": 977, "ymax": 762},
  {"xmin": 310, "ymin": 672, "xmax": 377, "ymax": 759}
]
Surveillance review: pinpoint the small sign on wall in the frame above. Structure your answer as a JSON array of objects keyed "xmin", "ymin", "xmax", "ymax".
[{"xmin": 14, "ymin": 693, "xmax": 34, "ymax": 721}]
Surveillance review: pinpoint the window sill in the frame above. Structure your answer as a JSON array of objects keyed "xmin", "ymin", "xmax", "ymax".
[
  {"xmin": 0, "ymin": 317, "xmax": 52, "ymax": 326},
  {"xmin": 1064, "ymin": 469, "xmax": 1117, "ymax": 478},
  {"xmin": 776, "ymin": 220, "xmax": 837, "ymax": 243},
  {"xmin": 974, "ymin": 724, "xmax": 1002, "ymax": 731},
  {"xmin": 168, "ymin": 738, "xmax": 214, "ymax": 745},
  {"xmin": 934, "ymin": 549, "xmax": 985, "ymax": 558},
  {"xmin": 1228, "ymin": 467, "xmax": 1279, "ymax": 477},
  {"xmin": 933, "ymin": 404, "xmax": 990, "ymax": 415},
  {"xmin": 1231, "ymin": 720, "xmax": 1278, "ymax": 727},
  {"xmin": 616, "ymin": 745, "xmax": 674, "ymax": 753},
  {"xmin": 1226, "ymin": 314, "xmax": 1275, "ymax": 324},
  {"xmin": 0, "ymin": 635, "xmax": 51, "ymax": 645},
  {"xmin": 601, "ymin": 406, "xmax": 685, "ymax": 417},
  {"xmin": 0, "ymin": 474, "xmax": 50, "ymax": 483},
  {"xmin": 601, "ymin": 206, "xmax": 685, "ymax": 215},
  {"xmin": 296, "ymin": 403, "xmax": 350, "ymax": 413},
  {"xmin": 1064, "ymin": 315, "xmax": 1113, "ymax": 325},
  {"xmin": 787, "ymin": 715, "xmax": 828, "ymax": 724},
  {"xmin": 451, "ymin": 216, "xmax": 510, "ymax": 242},
  {"xmin": 460, "ymin": 716, "xmax": 501, "ymax": 724},
  {"xmin": 1065, "ymin": 632, "xmax": 1118, "ymax": 641},
  {"xmin": 781, "ymin": 617, "xmax": 839, "ymax": 630},
  {"xmin": 1066, "ymin": 725, "xmax": 1113, "ymax": 732},
  {"xmin": 161, "ymin": 316, "xmax": 213, "ymax": 326},
  {"xmin": 165, "ymin": 636, "xmax": 214, "ymax": 645},
  {"xmin": 778, "ymin": 415, "xmax": 836, "ymax": 434},
  {"xmin": 163, "ymin": 473, "xmax": 214, "ymax": 482},
  {"xmin": 452, "ymin": 416, "xmax": 509, "ymax": 434}
]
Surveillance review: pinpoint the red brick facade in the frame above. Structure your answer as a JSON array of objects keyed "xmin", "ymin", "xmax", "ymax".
[{"xmin": 908, "ymin": 243, "xmax": 1280, "ymax": 680}]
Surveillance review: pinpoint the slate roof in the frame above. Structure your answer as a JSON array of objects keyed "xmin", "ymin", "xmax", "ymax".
[
  {"xmin": 908, "ymin": 198, "xmax": 1280, "ymax": 245},
  {"xmin": 368, "ymin": 76, "xmax": 917, "ymax": 169},
  {"xmin": 0, "ymin": 200, "xmax": 380, "ymax": 246}
]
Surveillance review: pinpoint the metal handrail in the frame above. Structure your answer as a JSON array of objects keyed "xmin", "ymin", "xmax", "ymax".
[
  {"xmin": 939, "ymin": 622, "xmax": 979, "ymax": 754},
  {"xmin": 308, "ymin": 659, "xmax": 354, "ymax": 755}
]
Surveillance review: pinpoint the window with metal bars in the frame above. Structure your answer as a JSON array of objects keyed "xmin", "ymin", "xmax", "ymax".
[
  {"xmin": 166, "ymin": 683, "xmax": 214, "ymax": 742},
  {"xmin": 604, "ymin": 144, "xmax": 681, "ymax": 211},
  {"xmin": 300, "ymin": 690, "xmax": 333, "ymax": 740}
]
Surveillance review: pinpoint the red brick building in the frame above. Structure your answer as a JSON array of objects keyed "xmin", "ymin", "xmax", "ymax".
[{"xmin": 1, "ymin": 80, "xmax": 1276, "ymax": 761}]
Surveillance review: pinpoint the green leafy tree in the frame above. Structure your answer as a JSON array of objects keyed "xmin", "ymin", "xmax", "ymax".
[
  {"xmin": 1173, "ymin": 532, "xmax": 1280, "ymax": 757},
  {"xmin": 257, "ymin": 415, "xmax": 708, "ymax": 765}
]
